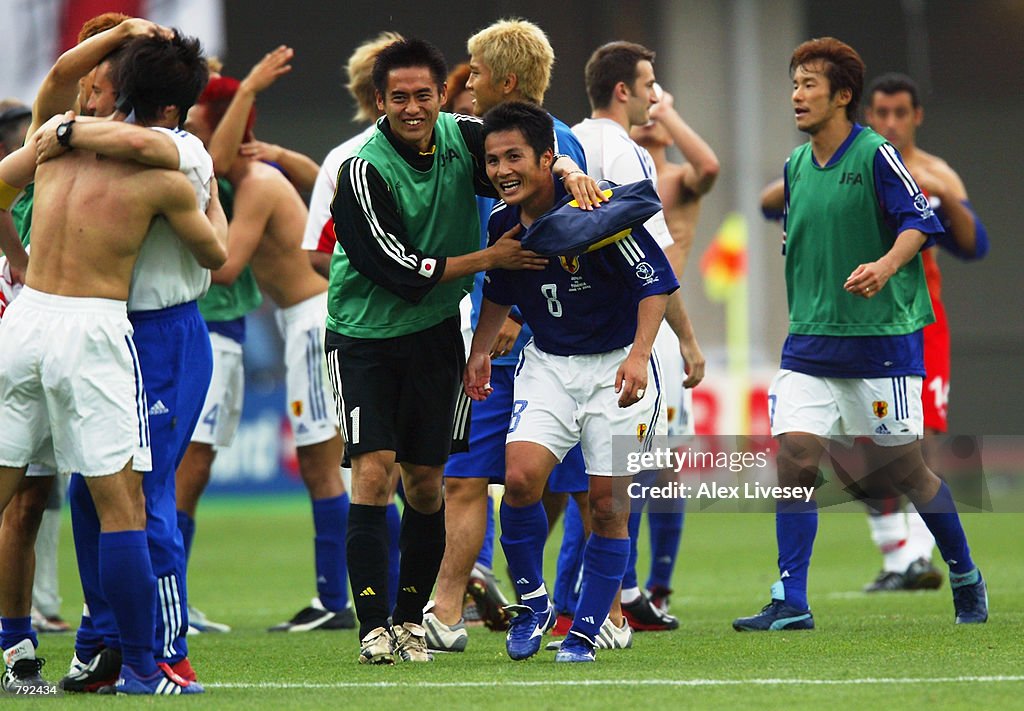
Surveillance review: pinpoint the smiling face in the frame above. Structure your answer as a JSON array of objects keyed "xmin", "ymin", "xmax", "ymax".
[
  {"xmin": 84, "ymin": 61, "xmax": 118, "ymax": 117},
  {"xmin": 865, "ymin": 90, "xmax": 921, "ymax": 152},
  {"xmin": 484, "ymin": 127, "xmax": 553, "ymax": 217},
  {"xmin": 791, "ymin": 61, "xmax": 850, "ymax": 135},
  {"xmin": 466, "ymin": 54, "xmax": 504, "ymax": 116},
  {"xmin": 376, "ymin": 66, "xmax": 445, "ymax": 153}
]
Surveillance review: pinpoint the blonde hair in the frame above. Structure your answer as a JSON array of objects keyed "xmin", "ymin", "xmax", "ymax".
[
  {"xmin": 466, "ymin": 19, "xmax": 553, "ymax": 105},
  {"xmin": 346, "ymin": 31, "xmax": 403, "ymax": 122}
]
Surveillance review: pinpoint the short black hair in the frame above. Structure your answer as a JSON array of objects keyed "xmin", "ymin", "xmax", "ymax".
[
  {"xmin": 867, "ymin": 72, "xmax": 921, "ymax": 109},
  {"xmin": 482, "ymin": 101, "xmax": 554, "ymax": 161},
  {"xmin": 113, "ymin": 31, "xmax": 208, "ymax": 127},
  {"xmin": 371, "ymin": 38, "xmax": 447, "ymax": 95}
]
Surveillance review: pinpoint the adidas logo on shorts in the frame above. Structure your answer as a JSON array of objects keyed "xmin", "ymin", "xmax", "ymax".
[{"xmin": 148, "ymin": 400, "xmax": 170, "ymax": 416}]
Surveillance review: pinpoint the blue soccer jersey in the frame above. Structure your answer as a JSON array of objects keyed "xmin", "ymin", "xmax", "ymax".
[{"xmin": 483, "ymin": 202, "xmax": 678, "ymax": 356}]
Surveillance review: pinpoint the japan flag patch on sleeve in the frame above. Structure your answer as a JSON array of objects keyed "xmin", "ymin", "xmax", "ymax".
[{"xmin": 418, "ymin": 258, "xmax": 437, "ymax": 278}]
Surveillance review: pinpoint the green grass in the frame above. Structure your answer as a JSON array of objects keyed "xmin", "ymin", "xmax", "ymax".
[{"xmin": 26, "ymin": 496, "xmax": 1024, "ymax": 709}]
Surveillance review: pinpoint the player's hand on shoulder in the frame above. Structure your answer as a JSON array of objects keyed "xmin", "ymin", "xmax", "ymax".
[
  {"xmin": 562, "ymin": 171, "xmax": 606, "ymax": 211},
  {"xmin": 489, "ymin": 224, "xmax": 547, "ymax": 271},
  {"xmin": 34, "ymin": 110, "xmax": 75, "ymax": 164}
]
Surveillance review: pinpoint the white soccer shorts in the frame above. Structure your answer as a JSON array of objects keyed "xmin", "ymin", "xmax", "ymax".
[
  {"xmin": 653, "ymin": 320, "xmax": 694, "ymax": 436},
  {"xmin": 768, "ymin": 369, "xmax": 923, "ymax": 447},
  {"xmin": 506, "ymin": 341, "xmax": 664, "ymax": 476},
  {"xmin": 190, "ymin": 331, "xmax": 244, "ymax": 447},
  {"xmin": 0, "ymin": 288, "xmax": 151, "ymax": 476},
  {"xmin": 275, "ymin": 291, "xmax": 338, "ymax": 448}
]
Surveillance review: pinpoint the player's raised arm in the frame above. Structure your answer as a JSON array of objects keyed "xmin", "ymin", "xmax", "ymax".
[{"xmin": 35, "ymin": 115, "xmax": 179, "ymax": 168}]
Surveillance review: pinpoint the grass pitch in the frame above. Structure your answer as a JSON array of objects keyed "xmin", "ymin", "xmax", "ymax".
[{"xmin": 31, "ymin": 494, "xmax": 1024, "ymax": 709}]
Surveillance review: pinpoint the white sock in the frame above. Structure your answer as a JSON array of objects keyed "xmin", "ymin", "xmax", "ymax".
[
  {"xmin": 904, "ymin": 505, "xmax": 937, "ymax": 562},
  {"xmin": 620, "ymin": 587, "xmax": 641, "ymax": 604},
  {"xmin": 867, "ymin": 510, "xmax": 914, "ymax": 572}
]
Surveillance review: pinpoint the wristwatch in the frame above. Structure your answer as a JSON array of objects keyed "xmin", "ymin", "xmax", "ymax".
[{"xmin": 56, "ymin": 120, "xmax": 75, "ymax": 148}]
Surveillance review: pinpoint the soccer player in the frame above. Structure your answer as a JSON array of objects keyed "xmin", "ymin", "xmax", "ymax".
[
  {"xmin": 327, "ymin": 38, "xmax": 598, "ymax": 665},
  {"xmin": 859, "ymin": 72, "xmax": 989, "ymax": 592},
  {"xmin": 573, "ymin": 40, "xmax": 705, "ymax": 632},
  {"xmin": 732, "ymin": 37, "xmax": 988, "ymax": 631},
  {"xmin": 3, "ymin": 21, "xmax": 224, "ymax": 693},
  {"xmin": 186, "ymin": 73, "xmax": 355, "ymax": 633},
  {"xmin": 468, "ymin": 100, "xmax": 677, "ymax": 662},
  {"xmin": 300, "ymin": 32, "xmax": 407, "ymax": 610},
  {"xmin": 627, "ymin": 86, "xmax": 719, "ymax": 616},
  {"xmin": 0, "ymin": 38, "xmax": 225, "ymax": 696},
  {"xmin": 422, "ymin": 17, "xmax": 593, "ymax": 653}
]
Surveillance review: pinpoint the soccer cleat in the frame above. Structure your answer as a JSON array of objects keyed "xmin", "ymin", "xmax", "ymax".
[
  {"xmin": 732, "ymin": 581, "xmax": 814, "ymax": 632},
  {"xmin": 622, "ymin": 589, "xmax": 679, "ymax": 631},
  {"xmin": 2, "ymin": 639, "xmax": 55, "ymax": 694},
  {"xmin": 462, "ymin": 596, "xmax": 482, "ymax": 625},
  {"xmin": 186, "ymin": 605, "xmax": 231, "ymax": 634},
  {"xmin": 466, "ymin": 564, "xmax": 510, "ymax": 631},
  {"xmin": 952, "ymin": 570, "xmax": 988, "ymax": 624},
  {"xmin": 59, "ymin": 647, "xmax": 121, "ymax": 693},
  {"xmin": 647, "ymin": 585, "xmax": 673, "ymax": 614},
  {"xmin": 267, "ymin": 597, "xmax": 356, "ymax": 632},
  {"xmin": 547, "ymin": 616, "xmax": 633, "ymax": 651},
  {"xmin": 31, "ymin": 608, "xmax": 72, "ymax": 633},
  {"xmin": 421, "ymin": 602, "xmax": 468, "ymax": 652},
  {"xmin": 504, "ymin": 603, "xmax": 554, "ymax": 661},
  {"xmin": 863, "ymin": 569, "xmax": 907, "ymax": 592},
  {"xmin": 905, "ymin": 557, "xmax": 943, "ymax": 590},
  {"xmin": 114, "ymin": 662, "xmax": 204, "ymax": 695},
  {"xmin": 169, "ymin": 657, "xmax": 197, "ymax": 683},
  {"xmin": 394, "ymin": 622, "xmax": 433, "ymax": 662},
  {"xmin": 66, "ymin": 653, "xmax": 88, "ymax": 678},
  {"xmin": 554, "ymin": 632, "xmax": 596, "ymax": 662},
  {"xmin": 358, "ymin": 626, "xmax": 395, "ymax": 665},
  {"xmin": 550, "ymin": 612, "xmax": 573, "ymax": 637}
]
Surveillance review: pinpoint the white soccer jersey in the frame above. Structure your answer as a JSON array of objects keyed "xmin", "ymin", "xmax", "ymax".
[
  {"xmin": 301, "ymin": 124, "xmax": 377, "ymax": 252},
  {"xmin": 128, "ymin": 127, "xmax": 214, "ymax": 311},
  {"xmin": 571, "ymin": 117, "xmax": 672, "ymax": 249}
]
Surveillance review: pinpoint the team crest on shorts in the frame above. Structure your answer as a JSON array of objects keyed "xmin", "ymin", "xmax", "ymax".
[
  {"xmin": 637, "ymin": 423, "xmax": 648, "ymax": 441},
  {"xmin": 292, "ymin": 400, "xmax": 304, "ymax": 417},
  {"xmin": 872, "ymin": 400, "xmax": 888, "ymax": 418},
  {"xmin": 559, "ymin": 255, "xmax": 580, "ymax": 274}
]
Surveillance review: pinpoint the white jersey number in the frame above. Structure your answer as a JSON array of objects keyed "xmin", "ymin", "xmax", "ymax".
[{"xmin": 541, "ymin": 283, "xmax": 563, "ymax": 318}]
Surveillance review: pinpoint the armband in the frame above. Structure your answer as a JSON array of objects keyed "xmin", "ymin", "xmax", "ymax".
[{"xmin": 0, "ymin": 177, "xmax": 20, "ymax": 211}]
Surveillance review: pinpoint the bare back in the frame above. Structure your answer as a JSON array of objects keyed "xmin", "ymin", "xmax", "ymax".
[
  {"xmin": 28, "ymin": 152, "xmax": 192, "ymax": 300},
  {"xmin": 236, "ymin": 160, "xmax": 326, "ymax": 308},
  {"xmin": 655, "ymin": 161, "xmax": 703, "ymax": 275}
]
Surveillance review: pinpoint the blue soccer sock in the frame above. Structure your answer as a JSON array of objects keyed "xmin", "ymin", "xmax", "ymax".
[
  {"xmin": 776, "ymin": 499, "xmax": 817, "ymax": 611},
  {"xmin": 622, "ymin": 510, "xmax": 643, "ymax": 591},
  {"xmin": 552, "ymin": 496, "xmax": 585, "ymax": 615},
  {"xmin": 73, "ymin": 614, "xmax": 105, "ymax": 663},
  {"xmin": 312, "ymin": 493, "xmax": 350, "ymax": 611},
  {"xmin": 647, "ymin": 508, "xmax": 685, "ymax": 590},
  {"xmin": 0, "ymin": 616, "xmax": 37, "ymax": 652},
  {"xmin": 68, "ymin": 473, "xmax": 120, "ymax": 652},
  {"xmin": 177, "ymin": 510, "xmax": 196, "ymax": 563},
  {"xmin": 570, "ymin": 534, "xmax": 630, "ymax": 644},
  {"xmin": 475, "ymin": 495, "xmax": 496, "ymax": 570},
  {"xmin": 385, "ymin": 502, "xmax": 401, "ymax": 611},
  {"xmin": 99, "ymin": 531, "xmax": 158, "ymax": 677},
  {"xmin": 499, "ymin": 500, "xmax": 549, "ymax": 615},
  {"xmin": 916, "ymin": 481, "xmax": 975, "ymax": 575}
]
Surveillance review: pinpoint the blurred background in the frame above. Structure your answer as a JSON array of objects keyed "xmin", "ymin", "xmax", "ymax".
[{"xmin": 2, "ymin": 0, "xmax": 1020, "ymax": 492}]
